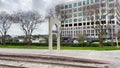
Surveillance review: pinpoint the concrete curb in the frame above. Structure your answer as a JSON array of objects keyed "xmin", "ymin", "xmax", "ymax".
[{"xmin": 0, "ymin": 52, "xmax": 111, "ymax": 64}]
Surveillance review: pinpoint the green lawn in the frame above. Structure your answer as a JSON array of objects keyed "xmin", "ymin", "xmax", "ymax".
[
  {"xmin": 61, "ymin": 46, "xmax": 120, "ymax": 50},
  {"xmin": 0, "ymin": 45, "xmax": 120, "ymax": 50}
]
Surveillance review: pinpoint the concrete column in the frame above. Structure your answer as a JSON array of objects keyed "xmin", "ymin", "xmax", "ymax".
[
  {"xmin": 48, "ymin": 17, "xmax": 61, "ymax": 52},
  {"xmin": 49, "ymin": 17, "xmax": 53, "ymax": 52},
  {"xmin": 57, "ymin": 26, "xmax": 60, "ymax": 51}
]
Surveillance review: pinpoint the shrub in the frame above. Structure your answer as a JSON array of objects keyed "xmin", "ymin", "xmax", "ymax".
[
  {"xmin": 0, "ymin": 42, "xmax": 48, "ymax": 46},
  {"xmin": 0, "ymin": 42, "xmax": 118, "ymax": 47}
]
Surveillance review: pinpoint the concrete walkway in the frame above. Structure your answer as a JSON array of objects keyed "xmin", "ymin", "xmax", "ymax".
[{"xmin": 0, "ymin": 48, "xmax": 120, "ymax": 64}]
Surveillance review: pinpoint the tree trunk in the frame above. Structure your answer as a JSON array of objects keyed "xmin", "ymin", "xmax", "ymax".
[
  {"xmin": 111, "ymin": 40, "xmax": 114, "ymax": 47},
  {"xmin": 2, "ymin": 35, "xmax": 6, "ymax": 46},
  {"xmin": 99, "ymin": 39, "xmax": 103, "ymax": 48},
  {"xmin": 28, "ymin": 35, "xmax": 32, "ymax": 46},
  {"xmin": 25, "ymin": 35, "xmax": 32, "ymax": 46},
  {"xmin": 99, "ymin": 35, "xmax": 103, "ymax": 48}
]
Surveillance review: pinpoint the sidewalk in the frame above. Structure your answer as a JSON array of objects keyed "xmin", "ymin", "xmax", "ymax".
[{"xmin": 0, "ymin": 48, "xmax": 120, "ymax": 63}]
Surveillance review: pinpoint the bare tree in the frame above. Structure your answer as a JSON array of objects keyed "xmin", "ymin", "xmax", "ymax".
[
  {"xmin": 46, "ymin": 5, "xmax": 67, "ymax": 21},
  {"xmin": 0, "ymin": 12, "xmax": 12, "ymax": 45},
  {"xmin": 83, "ymin": 1, "xmax": 114, "ymax": 47},
  {"xmin": 14, "ymin": 11, "xmax": 43, "ymax": 45},
  {"xmin": 77, "ymin": 33, "xmax": 87, "ymax": 42}
]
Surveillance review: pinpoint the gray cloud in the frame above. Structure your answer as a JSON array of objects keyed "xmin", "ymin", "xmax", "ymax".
[
  {"xmin": 0, "ymin": 0, "xmax": 67, "ymax": 14},
  {"xmin": 0, "ymin": 0, "xmax": 70, "ymax": 35}
]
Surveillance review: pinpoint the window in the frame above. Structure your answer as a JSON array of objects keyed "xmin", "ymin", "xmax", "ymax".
[
  {"xmin": 91, "ymin": 0, "xmax": 94, "ymax": 3},
  {"xmin": 61, "ymin": 25, "xmax": 64, "ymax": 27},
  {"xmin": 65, "ymin": 5, "xmax": 68, "ymax": 9},
  {"xmin": 69, "ymin": 19, "xmax": 72, "ymax": 23},
  {"xmin": 79, "ymin": 23, "xmax": 82, "ymax": 26},
  {"xmin": 69, "ymin": 4, "xmax": 72, "ymax": 8},
  {"xmin": 95, "ymin": 16, "xmax": 99, "ymax": 20},
  {"xmin": 78, "ymin": 2, "xmax": 82, "ymax": 6},
  {"xmin": 83, "ymin": 18, "xmax": 86, "ymax": 21},
  {"xmin": 78, "ymin": 7, "xmax": 82, "ymax": 11},
  {"xmin": 101, "ymin": 3, "xmax": 106, "ymax": 7},
  {"xmin": 96, "ymin": 10, "xmax": 99, "ymax": 14},
  {"xmin": 87, "ymin": 22, "xmax": 90, "ymax": 25},
  {"xmin": 101, "ymin": 0, "xmax": 105, "ymax": 1},
  {"xmin": 69, "ymin": 24, "xmax": 72, "ymax": 26},
  {"xmin": 61, "ymin": 11, "xmax": 64, "ymax": 14},
  {"xmin": 65, "ymin": 24, "xmax": 68, "ymax": 27},
  {"xmin": 87, "ymin": 17, "xmax": 89, "ymax": 21},
  {"xmin": 87, "ymin": 0, "xmax": 89, "ymax": 4},
  {"xmin": 74, "ymin": 14, "xmax": 77, "ymax": 17},
  {"xmin": 109, "ymin": 15, "xmax": 114, "ymax": 19},
  {"xmin": 109, "ymin": 0, "xmax": 114, "ymax": 2},
  {"xmin": 65, "ymin": 10, "xmax": 68, "ymax": 14},
  {"xmin": 74, "ymin": 3, "xmax": 77, "ymax": 7},
  {"xmin": 74, "ymin": 19, "xmax": 77, "ymax": 22},
  {"xmin": 78, "ymin": 13, "xmax": 82, "ymax": 16},
  {"xmin": 74, "ymin": 24, "xmax": 77, "ymax": 26},
  {"xmin": 109, "ymin": 3, "xmax": 114, "ymax": 7},
  {"xmin": 101, "ymin": 15, "xmax": 106, "ymax": 19},
  {"xmin": 101, "ymin": 9, "xmax": 106, "ymax": 13},
  {"xmin": 83, "ymin": 1, "xmax": 86, "ymax": 5},
  {"xmin": 78, "ymin": 18, "xmax": 82, "ymax": 22},
  {"xmin": 69, "ymin": 9, "xmax": 72, "ymax": 13},
  {"xmin": 69, "ymin": 14, "xmax": 72, "ymax": 18},
  {"xmin": 101, "ymin": 21, "xmax": 106, "ymax": 24},
  {"xmin": 91, "ymin": 16, "xmax": 94, "ymax": 20},
  {"xmin": 83, "ymin": 23, "xmax": 86, "ymax": 25},
  {"xmin": 95, "ymin": 0, "xmax": 99, "ymax": 2},
  {"xmin": 73, "ymin": 8, "xmax": 77, "ymax": 12},
  {"xmin": 61, "ymin": 6, "xmax": 64, "ymax": 9},
  {"xmin": 61, "ymin": 20, "xmax": 64, "ymax": 23},
  {"xmin": 65, "ymin": 20, "xmax": 68, "ymax": 23},
  {"xmin": 91, "ymin": 22, "xmax": 94, "ymax": 25}
]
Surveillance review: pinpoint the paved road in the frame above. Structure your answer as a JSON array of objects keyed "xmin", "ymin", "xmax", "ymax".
[{"xmin": 0, "ymin": 48, "xmax": 120, "ymax": 64}]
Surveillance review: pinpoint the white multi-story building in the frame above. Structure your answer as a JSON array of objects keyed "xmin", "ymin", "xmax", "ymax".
[{"xmin": 60, "ymin": 0, "xmax": 120, "ymax": 41}]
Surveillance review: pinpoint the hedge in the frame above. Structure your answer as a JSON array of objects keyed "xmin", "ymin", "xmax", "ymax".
[{"xmin": 0, "ymin": 42, "xmax": 118, "ymax": 47}]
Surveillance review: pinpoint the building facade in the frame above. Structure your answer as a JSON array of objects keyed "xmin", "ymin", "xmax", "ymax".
[{"xmin": 60, "ymin": 0, "xmax": 120, "ymax": 41}]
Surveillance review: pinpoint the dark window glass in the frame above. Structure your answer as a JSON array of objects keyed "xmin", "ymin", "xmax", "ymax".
[
  {"xmin": 74, "ymin": 24, "xmax": 77, "ymax": 26},
  {"xmin": 74, "ymin": 19, "xmax": 77, "ymax": 22},
  {"xmin": 79, "ymin": 23, "xmax": 82, "ymax": 26},
  {"xmin": 69, "ymin": 4, "xmax": 72, "ymax": 8},
  {"xmin": 78, "ymin": 2, "xmax": 82, "ymax": 6},
  {"xmin": 65, "ymin": 24, "xmax": 68, "ymax": 27},
  {"xmin": 87, "ymin": 22, "xmax": 90, "ymax": 25},
  {"xmin": 95, "ymin": 0, "xmax": 99, "ymax": 2},
  {"xmin": 69, "ymin": 24, "xmax": 72, "ymax": 26},
  {"xmin": 65, "ymin": 5, "xmax": 68, "ymax": 9},
  {"xmin": 78, "ymin": 7, "xmax": 82, "ymax": 11},
  {"xmin": 61, "ymin": 25, "xmax": 64, "ymax": 27},
  {"xmin": 74, "ymin": 3, "xmax": 77, "ymax": 7}
]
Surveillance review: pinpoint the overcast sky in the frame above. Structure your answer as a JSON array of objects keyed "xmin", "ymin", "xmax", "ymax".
[{"xmin": 0, "ymin": 0, "xmax": 74, "ymax": 36}]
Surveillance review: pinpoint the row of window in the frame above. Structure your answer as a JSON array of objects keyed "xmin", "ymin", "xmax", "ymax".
[
  {"xmin": 61, "ymin": 31, "xmax": 97, "ymax": 36},
  {"xmin": 62, "ymin": 30, "xmax": 115, "ymax": 37},
  {"xmin": 61, "ymin": 21, "xmax": 115, "ymax": 27},
  {"xmin": 62, "ymin": 15, "xmax": 114, "ymax": 23},
  {"xmin": 62, "ymin": 0, "xmax": 114, "ymax": 9},
  {"xmin": 62, "ymin": 6, "xmax": 114, "ymax": 14}
]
